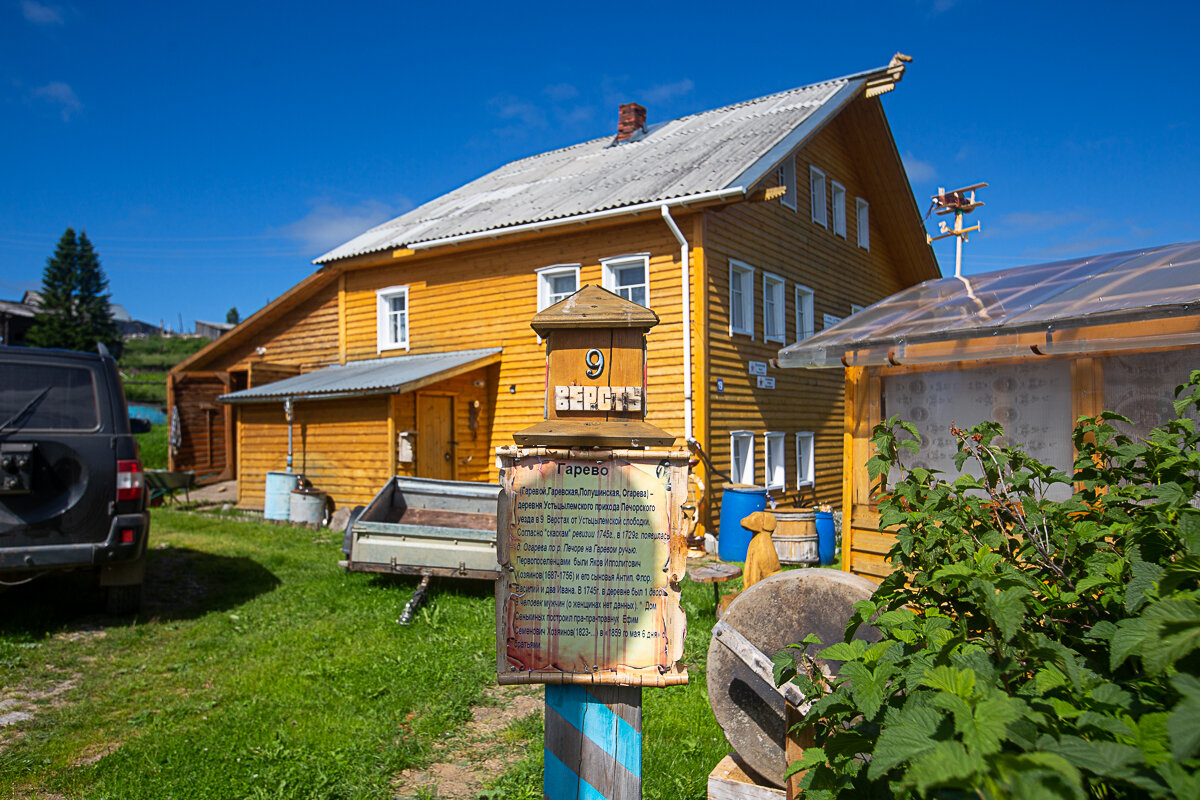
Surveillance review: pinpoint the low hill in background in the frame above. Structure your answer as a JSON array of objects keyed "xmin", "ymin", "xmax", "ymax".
[{"xmin": 120, "ymin": 336, "xmax": 210, "ymax": 469}]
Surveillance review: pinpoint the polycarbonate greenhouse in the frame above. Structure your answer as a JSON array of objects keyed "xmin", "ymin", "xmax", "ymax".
[{"xmin": 777, "ymin": 241, "xmax": 1200, "ymax": 580}]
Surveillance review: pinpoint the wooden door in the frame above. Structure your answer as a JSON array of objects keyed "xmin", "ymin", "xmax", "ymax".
[{"xmin": 416, "ymin": 394, "xmax": 454, "ymax": 480}]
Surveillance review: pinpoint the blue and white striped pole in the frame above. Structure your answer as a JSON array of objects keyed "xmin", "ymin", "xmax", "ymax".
[{"xmin": 544, "ymin": 684, "xmax": 642, "ymax": 800}]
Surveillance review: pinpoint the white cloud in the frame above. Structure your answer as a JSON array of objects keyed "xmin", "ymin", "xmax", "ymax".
[
  {"xmin": 33, "ymin": 81, "xmax": 81, "ymax": 120},
  {"xmin": 901, "ymin": 151, "xmax": 937, "ymax": 183},
  {"xmin": 490, "ymin": 94, "xmax": 547, "ymax": 129},
  {"xmin": 21, "ymin": 0, "xmax": 63, "ymax": 24},
  {"xmin": 639, "ymin": 79, "xmax": 694, "ymax": 105},
  {"xmin": 278, "ymin": 198, "xmax": 411, "ymax": 254},
  {"xmin": 543, "ymin": 83, "xmax": 578, "ymax": 102}
]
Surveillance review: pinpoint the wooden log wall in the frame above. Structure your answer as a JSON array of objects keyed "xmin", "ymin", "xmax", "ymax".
[
  {"xmin": 341, "ymin": 218, "xmax": 690, "ymax": 460},
  {"xmin": 390, "ymin": 364, "xmax": 499, "ymax": 484},
  {"xmin": 237, "ymin": 396, "xmax": 390, "ymax": 510},
  {"xmin": 169, "ymin": 374, "xmax": 229, "ymax": 478},
  {"xmin": 701, "ymin": 112, "xmax": 914, "ymax": 522}
]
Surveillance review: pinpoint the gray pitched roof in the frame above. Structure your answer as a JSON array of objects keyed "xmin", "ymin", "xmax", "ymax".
[
  {"xmin": 218, "ymin": 347, "xmax": 502, "ymax": 403},
  {"xmin": 317, "ymin": 63, "xmax": 894, "ymax": 264}
]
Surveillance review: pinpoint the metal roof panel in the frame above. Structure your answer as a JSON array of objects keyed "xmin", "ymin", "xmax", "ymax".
[
  {"xmin": 218, "ymin": 347, "xmax": 502, "ymax": 402},
  {"xmin": 317, "ymin": 77, "xmax": 855, "ymax": 263}
]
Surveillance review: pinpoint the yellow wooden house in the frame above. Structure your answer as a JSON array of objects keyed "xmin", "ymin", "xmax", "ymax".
[{"xmin": 168, "ymin": 54, "xmax": 939, "ymax": 527}]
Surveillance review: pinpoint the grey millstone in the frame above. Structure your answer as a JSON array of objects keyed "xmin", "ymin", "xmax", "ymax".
[{"xmin": 706, "ymin": 568, "xmax": 881, "ymax": 787}]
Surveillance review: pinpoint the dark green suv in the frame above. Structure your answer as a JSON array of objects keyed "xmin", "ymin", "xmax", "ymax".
[{"xmin": 0, "ymin": 346, "xmax": 150, "ymax": 614}]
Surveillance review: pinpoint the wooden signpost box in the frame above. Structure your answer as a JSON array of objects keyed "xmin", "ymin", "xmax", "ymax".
[{"xmin": 496, "ymin": 286, "xmax": 690, "ymax": 800}]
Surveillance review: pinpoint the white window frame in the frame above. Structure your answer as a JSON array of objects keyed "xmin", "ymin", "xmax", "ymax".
[
  {"xmin": 777, "ymin": 158, "xmax": 797, "ymax": 211},
  {"xmin": 537, "ymin": 264, "xmax": 581, "ymax": 312},
  {"xmin": 794, "ymin": 284, "xmax": 815, "ymax": 341},
  {"xmin": 764, "ymin": 432, "xmax": 786, "ymax": 491},
  {"xmin": 796, "ymin": 432, "xmax": 815, "ymax": 488},
  {"xmin": 823, "ymin": 313, "xmax": 843, "ymax": 332},
  {"xmin": 731, "ymin": 431, "xmax": 755, "ymax": 486},
  {"xmin": 831, "ymin": 181, "xmax": 847, "ymax": 238},
  {"xmin": 850, "ymin": 303, "xmax": 866, "ymax": 315},
  {"xmin": 856, "ymin": 198, "xmax": 870, "ymax": 250},
  {"xmin": 729, "ymin": 260, "xmax": 755, "ymax": 338},
  {"xmin": 601, "ymin": 254, "xmax": 650, "ymax": 307},
  {"xmin": 375, "ymin": 285, "xmax": 410, "ymax": 352},
  {"xmin": 810, "ymin": 167, "xmax": 827, "ymax": 228},
  {"xmin": 762, "ymin": 272, "xmax": 785, "ymax": 344}
]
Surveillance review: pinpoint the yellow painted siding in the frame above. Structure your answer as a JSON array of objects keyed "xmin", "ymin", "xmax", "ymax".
[
  {"xmin": 341, "ymin": 219, "xmax": 692, "ymax": 456},
  {"xmin": 208, "ymin": 283, "xmax": 341, "ymax": 372},
  {"xmin": 237, "ymin": 396, "xmax": 390, "ymax": 510},
  {"xmin": 702, "ymin": 114, "xmax": 913, "ymax": 520}
]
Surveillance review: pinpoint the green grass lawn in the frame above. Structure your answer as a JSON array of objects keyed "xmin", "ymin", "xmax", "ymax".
[
  {"xmin": 135, "ymin": 423, "xmax": 168, "ymax": 470},
  {"xmin": 0, "ymin": 511, "xmax": 732, "ymax": 799}
]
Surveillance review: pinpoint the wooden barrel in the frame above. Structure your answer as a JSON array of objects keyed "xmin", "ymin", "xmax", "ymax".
[{"xmin": 772, "ymin": 510, "xmax": 818, "ymax": 564}]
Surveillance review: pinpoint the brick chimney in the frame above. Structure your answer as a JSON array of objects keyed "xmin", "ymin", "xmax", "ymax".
[{"xmin": 616, "ymin": 102, "xmax": 647, "ymax": 142}]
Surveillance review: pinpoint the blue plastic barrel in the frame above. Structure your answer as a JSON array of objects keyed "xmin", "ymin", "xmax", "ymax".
[
  {"xmin": 264, "ymin": 471, "xmax": 296, "ymax": 521},
  {"xmin": 718, "ymin": 484, "xmax": 766, "ymax": 561},
  {"xmin": 815, "ymin": 510, "xmax": 836, "ymax": 565}
]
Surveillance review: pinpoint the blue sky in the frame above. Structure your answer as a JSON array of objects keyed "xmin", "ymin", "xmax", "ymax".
[{"xmin": 2, "ymin": 0, "xmax": 1197, "ymax": 329}]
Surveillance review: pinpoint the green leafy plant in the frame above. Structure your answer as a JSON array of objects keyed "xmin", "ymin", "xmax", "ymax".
[{"xmin": 777, "ymin": 371, "xmax": 1200, "ymax": 798}]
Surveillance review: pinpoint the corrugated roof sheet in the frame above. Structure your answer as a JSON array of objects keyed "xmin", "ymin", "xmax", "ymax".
[
  {"xmin": 777, "ymin": 241, "xmax": 1200, "ymax": 369},
  {"xmin": 218, "ymin": 348, "xmax": 502, "ymax": 402},
  {"xmin": 316, "ymin": 71, "xmax": 873, "ymax": 264}
]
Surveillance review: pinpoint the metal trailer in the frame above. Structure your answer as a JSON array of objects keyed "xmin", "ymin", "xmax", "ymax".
[{"xmin": 340, "ymin": 476, "xmax": 501, "ymax": 623}]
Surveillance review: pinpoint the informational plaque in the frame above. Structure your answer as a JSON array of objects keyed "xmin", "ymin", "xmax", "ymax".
[{"xmin": 495, "ymin": 447, "xmax": 689, "ymax": 686}]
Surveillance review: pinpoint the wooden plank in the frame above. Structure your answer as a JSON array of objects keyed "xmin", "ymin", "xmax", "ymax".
[
  {"xmin": 337, "ymin": 271, "xmax": 346, "ymax": 365},
  {"xmin": 853, "ymin": 529, "xmax": 896, "ymax": 556},
  {"xmin": 707, "ymin": 754, "xmax": 784, "ymax": 800},
  {"xmin": 843, "ymin": 366, "xmax": 863, "ymax": 571},
  {"xmin": 544, "ymin": 685, "xmax": 641, "ymax": 800}
]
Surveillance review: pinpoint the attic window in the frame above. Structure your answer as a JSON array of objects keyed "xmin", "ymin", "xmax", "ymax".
[
  {"xmin": 856, "ymin": 198, "xmax": 870, "ymax": 250},
  {"xmin": 376, "ymin": 285, "xmax": 410, "ymax": 352},
  {"xmin": 777, "ymin": 158, "xmax": 797, "ymax": 211},
  {"xmin": 810, "ymin": 167, "xmax": 827, "ymax": 228},
  {"xmin": 831, "ymin": 181, "xmax": 846, "ymax": 237}
]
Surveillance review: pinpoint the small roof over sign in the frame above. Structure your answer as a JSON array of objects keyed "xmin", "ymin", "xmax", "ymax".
[{"xmin": 530, "ymin": 285, "xmax": 659, "ymax": 336}]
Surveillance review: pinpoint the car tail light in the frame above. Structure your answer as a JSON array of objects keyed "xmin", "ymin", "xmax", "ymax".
[
  {"xmin": 117, "ymin": 459, "xmax": 143, "ymax": 502},
  {"xmin": 120, "ymin": 528, "xmax": 135, "ymax": 544}
]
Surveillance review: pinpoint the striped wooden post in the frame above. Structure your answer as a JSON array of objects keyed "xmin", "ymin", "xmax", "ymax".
[{"xmin": 544, "ymin": 684, "xmax": 642, "ymax": 800}]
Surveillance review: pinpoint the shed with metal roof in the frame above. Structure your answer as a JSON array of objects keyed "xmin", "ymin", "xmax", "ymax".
[{"xmin": 777, "ymin": 241, "xmax": 1200, "ymax": 581}]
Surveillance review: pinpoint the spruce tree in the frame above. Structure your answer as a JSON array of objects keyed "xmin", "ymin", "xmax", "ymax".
[
  {"xmin": 74, "ymin": 232, "xmax": 120, "ymax": 351},
  {"xmin": 26, "ymin": 228, "xmax": 121, "ymax": 353},
  {"xmin": 226, "ymin": 307, "xmax": 240, "ymax": 325}
]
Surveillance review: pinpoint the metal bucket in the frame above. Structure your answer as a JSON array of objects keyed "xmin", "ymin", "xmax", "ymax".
[
  {"xmin": 290, "ymin": 489, "xmax": 327, "ymax": 527},
  {"xmin": 264, "ymin": 471, "xmax": 296, "ymax": 521},
  {"xmin": 772, "ymin": 510, "xmax": 819, "ymax": 564}
]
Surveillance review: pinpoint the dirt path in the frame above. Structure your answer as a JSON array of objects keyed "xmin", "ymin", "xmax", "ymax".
[
  {"xmin": 391, "ymin": 683, "xmax": 542, "ymax": 799},
  {"xmin": 0, "ymin": 628, "xmax": 103, "ymax": 754}
]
